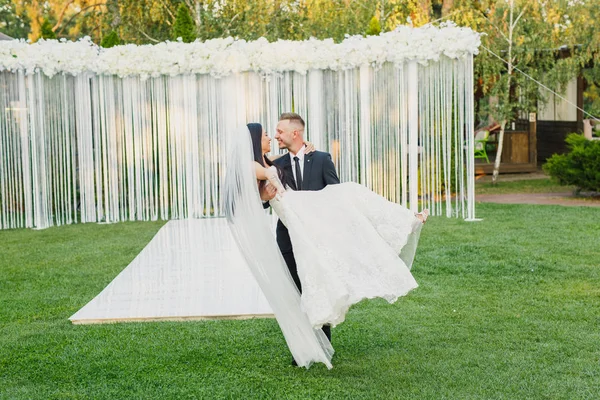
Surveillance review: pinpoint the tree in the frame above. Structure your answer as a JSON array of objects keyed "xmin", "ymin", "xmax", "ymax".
[
  {"xmin": 56, "ymin": 1, "xmax": 106, "ymax": 40},
  {"xmin": 566, "ymin": 0, "xmax": 600, "ymax": 120},
  {"xmin": 376, "ymin": 0, "xmax": 433, "ymax": 30},
  {"xmin": 366, "ymin": 16, "xmax": 381, "ymax": 36},
  {"xmin": 11, "ymin": 0, "xmax": 107, "ymax": 42},
  {"xmin": 171, "ymin": 4, "xmax": 196, "ymax": 42},
  {"xmin": 106, "ymin": 0, "xmax": 121, "ymax": 29},
  {"xmin": 490, "ymin": 0, "xmax": 519, "ymax": 184},
  {"xmin": 446, "ymin": 0, "xmax": 585, "ymax": 183},
  {"xmin": 266, "ymin": 0, "xmax": 307, "ymax": 42},
  {"xmin": 0, "ymin": 0, "xmax": 30, "ymax": 39},
  {"xmin": 100, "ymin": 30, "xmax": 120, "ymax": 47},
  {"xmin": 98, "ymin": 0, "xmax": 177, "ymax": 44},
  {"xmin": 440, "ymin": 0, "xmax": 453, "ymax": 17},
  {"xmin": 413, "ymin": 0, "xmax": 431, "ymax": 25},
  {"xmin": 40, "ymin": 18, "xmax": 57, "ymax": 39}
]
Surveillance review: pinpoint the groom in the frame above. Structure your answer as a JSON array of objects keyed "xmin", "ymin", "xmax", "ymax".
[{"xmin": 261, "ymin": 112, "xmax": 340, "ymax": 350}]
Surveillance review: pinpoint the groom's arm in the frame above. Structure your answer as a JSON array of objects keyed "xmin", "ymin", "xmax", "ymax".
[{"xmin": 323, "ymin": 153, "xmax": 340, "ymax": 185}]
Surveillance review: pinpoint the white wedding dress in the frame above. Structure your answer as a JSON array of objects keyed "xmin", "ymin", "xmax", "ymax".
[
  {"xmin": 224, "ymin": 126, "xmax": 422, "ymax": 369},
  {"xmin": 268, "ymin": 169, "xmax": 421, "ymax": 328}
]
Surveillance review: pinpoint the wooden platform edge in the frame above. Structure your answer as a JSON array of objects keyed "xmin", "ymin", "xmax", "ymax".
[{"xmin": 70, "ymin": 313, "xmax": 275, "ymax": 325}]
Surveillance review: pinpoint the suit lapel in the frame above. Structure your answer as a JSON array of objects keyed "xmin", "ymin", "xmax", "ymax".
[{"xmin": 303, "ymin": 152, "xmax": 314, "ymax": 189}]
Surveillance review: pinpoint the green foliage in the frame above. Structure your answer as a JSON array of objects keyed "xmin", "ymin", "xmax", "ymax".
[
  {"xmin": 565, "ymin": 0, "xmax": 600, "ymax": 118},
  {"xmin": 100, "ymin": 30, "xmax": 120, "ymax": 48},
  {"xmin": 446, "ymin": 0, "xmax": 600, "ymax": 125},
  {"xmin": 40, "ymin": 18, "xmax": 56, "ymax": 40},
  {"xmin": 108, "ymin": 0, "xmax": 179, "ymax": 44},
  {"xmin": 172, "ymin": 4, "xmax": 196, "ymax": 43},
  {"xmin": 1, "ymin": 0, "xmax": 599, "ymax": 123},
  {"xmin": 544, "ymin": 133, "xmax": 600, "ymax": 192},
  {"xmin": 0, "ymin": 0, "xmax": 29, "ymax": 39},
  {"xmin": 461, "ymin": 1, "xmax": 573, "ymax": 124},
  {"xmin": 194, "ymin": 0, "xmax": 377, "ymax": 43},
  {"xmin": 366, "ymin": 16, "xmax": 381, "ymax": 36},
  {"xmin": 1, "ymin": 205, "xmax": 600, "ymax": 398},
  {"xmin": 583, "ymin": 81, "xmax": 600, "ymax": 119}
]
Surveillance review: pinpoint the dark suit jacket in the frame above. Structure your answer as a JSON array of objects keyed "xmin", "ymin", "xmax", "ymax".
[{"xmin": 272, "ymin": 150, "xmax": 340, "ymax": 253}]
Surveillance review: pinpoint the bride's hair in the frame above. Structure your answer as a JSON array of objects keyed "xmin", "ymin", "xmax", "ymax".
[
  {"xmin": 247, "ymin": 123, "xmax": 283, "ymax": 191},
  {"xmin": 247, "ymin": 123, "xmax": 273, "ymax": 168}
]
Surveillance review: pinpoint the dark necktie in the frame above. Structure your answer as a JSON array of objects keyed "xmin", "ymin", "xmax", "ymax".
[{"xmin": 293, "ymin": 156, "xmax": 303, "ymax": 190}]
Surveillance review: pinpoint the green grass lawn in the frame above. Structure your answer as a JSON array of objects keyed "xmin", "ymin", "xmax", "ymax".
[
  {"xmin": 475, "ymin": 178, "xmax": 576, "ymax": 195},
  {"xmin": 1, "ymin": 203, "xmax": 599, "ymax": 399}
]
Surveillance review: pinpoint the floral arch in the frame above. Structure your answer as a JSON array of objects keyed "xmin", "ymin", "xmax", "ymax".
[{"xmin": 0, "ymin": 23, "xmax": 480, "ymax": 230}]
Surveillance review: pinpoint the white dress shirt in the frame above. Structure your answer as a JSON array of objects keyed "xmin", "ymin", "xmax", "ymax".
[{"xmin": 289, "ymin": 145, "xmax": 306, "ymax": 188}]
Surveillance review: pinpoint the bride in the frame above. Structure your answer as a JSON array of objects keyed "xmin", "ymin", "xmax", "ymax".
[{"xmin": 223, "ymin": 122, "xmax": 426, "ymax": 369}]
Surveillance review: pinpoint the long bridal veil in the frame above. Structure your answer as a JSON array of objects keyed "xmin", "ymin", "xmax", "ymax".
[{"xmin": 223, "ymin": 126, "xmax": 334, "ymax": 369}]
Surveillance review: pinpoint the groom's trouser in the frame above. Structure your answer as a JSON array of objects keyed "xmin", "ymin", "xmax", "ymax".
[
  {"xmin": 282, "ymin": 251, "xmax": 303, "ymax": 292},
  {"xmin": 282, "ymin": 251, "xmax": 332, "ymax": 343}
]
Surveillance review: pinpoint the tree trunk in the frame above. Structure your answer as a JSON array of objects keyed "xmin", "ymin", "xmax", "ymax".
[
  {"xmin": 183, "ymin": 0, "xmax": 201, "ymax": 28},
  {"xmin": 492, "ymin": 121, "xmax": 507, "ymax": 184},
  {"xmin": 107, "ymin": 0, "xmax": 121, "ymax": 29},
  {"xmin": 195, "ymin": 2, "xmax": 202, "ymax": 30},
  {"xmin": 417, "ymin": 0, "xmax": 431, "ymax": 23},
  {"xmin": 53, "ymin": 0, "xmax": 75, "ymax": 32},
  {"xmin": 441, "ymin": 0, "xmax": 454, "ymax": 17},
  {"xmin": 491, "ymin": 0, "xmax": 515, "ymax": 185}
]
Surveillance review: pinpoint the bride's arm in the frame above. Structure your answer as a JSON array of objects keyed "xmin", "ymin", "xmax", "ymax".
[
  {"xmin": 254, "ymin": 161, "xmax": 269, "ymax": 181},
  {"xmin": 254, "ymin": 162, "xmax": 285, "ymax": 193}
]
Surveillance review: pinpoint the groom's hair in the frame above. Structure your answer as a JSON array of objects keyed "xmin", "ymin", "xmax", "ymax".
[{"xmin": 279, "ymin": 112, "xmax": 305, "ymax": 129}]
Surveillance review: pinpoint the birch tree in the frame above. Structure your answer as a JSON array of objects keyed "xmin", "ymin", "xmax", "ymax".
[
  {"xmin": 490, "ymin": 0, "xmax": 520, "ymax": 184},
  {"xmin": 450, "ymin": 0, "xmax": 582, "ymax": 183}
]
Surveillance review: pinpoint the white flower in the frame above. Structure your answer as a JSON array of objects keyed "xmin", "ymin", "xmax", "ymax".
[{"xmin": 0, "ymin": 23, "xmax": 481, "ymax": 79}]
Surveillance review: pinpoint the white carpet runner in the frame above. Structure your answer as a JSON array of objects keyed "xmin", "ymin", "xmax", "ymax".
[{"xmin": 70, "ymin": 218, "xmax": 272, "ymax": 324}]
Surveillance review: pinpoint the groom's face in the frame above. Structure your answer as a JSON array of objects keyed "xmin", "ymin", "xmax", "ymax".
[{"xmin": 275, "ymin": 120, "xmax": 294, "ymax": 150}]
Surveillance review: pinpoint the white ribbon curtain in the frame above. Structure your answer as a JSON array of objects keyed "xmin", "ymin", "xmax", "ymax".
[{"xmin": 0, "ymin": 56, "xmax": 475, "ymax": 230}]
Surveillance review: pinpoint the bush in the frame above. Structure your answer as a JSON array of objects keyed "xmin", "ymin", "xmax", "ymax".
[
  {"xmin": 101, "ymin": 31, "xmax": 120, "ymax": 48},
  {"xmin": 543, "ymin": 133, "xmax": 600, "ymax": 192},
  {"xmin": 172, "ymin": 4, "xmax": 196, "ymax": 43}
]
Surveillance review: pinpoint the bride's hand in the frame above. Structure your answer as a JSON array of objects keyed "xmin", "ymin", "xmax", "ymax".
[
  {"xmin": 260, "ymin": 182, "xmax": 277, "ymax": 202},
  {"xmin": 265, "ymin": 166, "xmax": 286, "ymax": 194},
  {"xmin": 304, "ymin": 141, "xmax": 316, "ymax": 153},
  {"xmin": 416, "ymin": 209, "xmax": 429, "ymax": 224}
]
